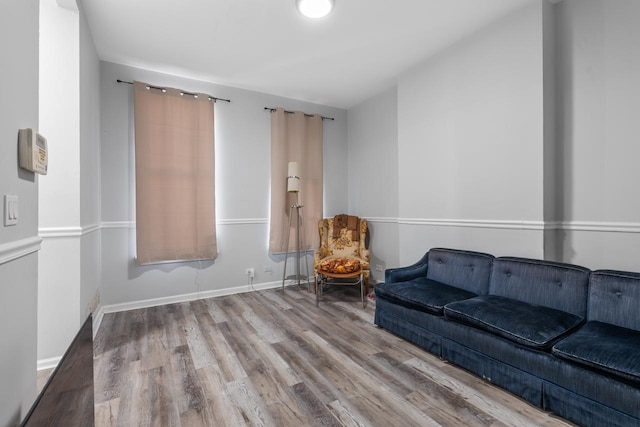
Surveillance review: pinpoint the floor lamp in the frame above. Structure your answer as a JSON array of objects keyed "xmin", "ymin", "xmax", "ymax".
[{"xmin": 282, "ymin": 161, "xmax": 312, "ymax": 292}]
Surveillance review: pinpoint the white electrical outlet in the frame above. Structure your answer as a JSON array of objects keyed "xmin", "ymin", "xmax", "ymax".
[
  {"xmin": 245, "ymin": 268, "xmax": 255, "ymax": 279},
  {"xmin": 375, "ymin": 264, "xmax": 384, "ymax": 272}
]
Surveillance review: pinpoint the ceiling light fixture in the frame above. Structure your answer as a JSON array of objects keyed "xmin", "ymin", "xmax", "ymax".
[{"xmin": 296, "ymin": 0, "xmax": 334, "ymax": 19}]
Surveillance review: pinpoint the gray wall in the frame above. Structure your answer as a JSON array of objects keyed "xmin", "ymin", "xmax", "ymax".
[
  {"xmin": 347, "ymin": 87, "xmax": 399, "ymax": 281},
  {"xmin": 100, "ymin": 61, "xmax": 348, "ymax": 306},
  {"xmin": 0, "ymin": 1, "xmax": 40, "ymax": 425},
  {"xmin": 397, "ymin": 1, "xmax": 546, "ymax": 264},
  {"xmin": 554, "ymin": 0, "xmax": 640, "ymax": 270},
  {"xmin": 347, "ymin": 0, "xmax": 640, "ymax": 272}
]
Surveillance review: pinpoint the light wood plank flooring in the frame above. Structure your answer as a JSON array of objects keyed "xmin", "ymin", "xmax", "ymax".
[{"xmin": 94, "ymin": 286, "xmax": 575, "ymax": 426}]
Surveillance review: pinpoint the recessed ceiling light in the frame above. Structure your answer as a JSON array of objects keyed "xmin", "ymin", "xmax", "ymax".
[{"xmin": 296, "ymin": 0, "xmax": 334, "ymax": 19}]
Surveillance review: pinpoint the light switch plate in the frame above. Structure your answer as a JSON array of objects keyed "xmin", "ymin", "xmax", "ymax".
[{"xmin": 4, "ymin": 195, "xmax": 18, "ymax": 226}]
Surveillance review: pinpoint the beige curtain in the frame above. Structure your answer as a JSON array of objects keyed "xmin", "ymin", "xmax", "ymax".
[
  {"xmin": 133, "ymin": 81, "xmax": 217, "ymax": 264},
  {"xmin": 269, "ymin": 108, "xmax": 323, "ymax": 253}
]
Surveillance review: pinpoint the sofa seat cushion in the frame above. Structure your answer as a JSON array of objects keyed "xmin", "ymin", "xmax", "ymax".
[
  {"xmin": 375, "ymin": 278, "xmax": 477, "ymax": 316},
  {"xmin": 444, "ymin": 295, "xmax": 584, "ymax": 350},
  {"xmin": 552, "ymin": 321, "xmax": 640, "ymax": 385}
]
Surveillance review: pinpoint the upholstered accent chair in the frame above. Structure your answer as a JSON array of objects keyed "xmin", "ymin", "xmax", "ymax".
[{"xmin": 313, "ymin": 215, "xmax": 370, "ymax": 286}]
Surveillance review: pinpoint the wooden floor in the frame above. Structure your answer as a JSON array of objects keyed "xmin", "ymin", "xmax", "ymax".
[{"xmin": 94, "ymin": 286, "xmax": 575, "ymax": 427}]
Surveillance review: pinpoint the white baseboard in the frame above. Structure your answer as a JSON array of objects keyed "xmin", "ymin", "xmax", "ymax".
[
  {"xmin": 92, "ymin": 280, "xmax": 294, "ymax": 337},
  {"xmin": 93, "ymin": 306, "xmax": 105, "ymax": 339},
  {"xmin": 37, "ymin": 356, "xmax": 62, "ymax": 371}
]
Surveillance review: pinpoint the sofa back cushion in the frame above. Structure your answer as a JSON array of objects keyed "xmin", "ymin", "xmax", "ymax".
[
  {"xmin": 490, "ymin": 257, "xmax": 591, "ymax": 317},
  {"xmin": 426, "ymin": 248, "xmax": 494, "ymax": 295},
  {"xmin": 588, "ymin": 270, "xmax": 640, "ymax": 331}
]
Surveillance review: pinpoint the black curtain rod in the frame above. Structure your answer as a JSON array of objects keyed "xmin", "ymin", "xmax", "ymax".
[
  {"xmin": 264, "ymin": 107, "xmax": 334, "ymax": 121},
  {"xmin": 116, "ymin": 79, "xmax": 231, "ymax": 103}
]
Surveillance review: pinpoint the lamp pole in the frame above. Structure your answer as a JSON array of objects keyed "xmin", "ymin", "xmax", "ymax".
[{"xmin": 282, "ymin": 162, "xmax": 311, "ymax": 292}]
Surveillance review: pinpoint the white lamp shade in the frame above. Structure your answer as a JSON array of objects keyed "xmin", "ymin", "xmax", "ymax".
[
  {"xmin": 287, "ymin": 161, "xmax": 300, "ymax": 192},
  {"xmin": 288, "ymin": 161, "xmax": 299, "ymax": 178},
  {"xmin": 287, "ymin": 178, "xmax": 300, "ymax": 193}
]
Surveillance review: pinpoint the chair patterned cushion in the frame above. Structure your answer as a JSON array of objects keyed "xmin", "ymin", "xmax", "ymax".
[
  {"xmin": 552, "ymin": 321, "xmax": 640, "ymax": 384},
  {"xmin": 318, "ymin": 257, "xmax": 361, "ymax": 274}
]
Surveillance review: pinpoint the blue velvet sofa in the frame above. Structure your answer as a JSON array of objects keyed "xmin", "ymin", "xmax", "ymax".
[{"xmin": 374, "ymin": 248, "xmax": 640, "ymax": 427}]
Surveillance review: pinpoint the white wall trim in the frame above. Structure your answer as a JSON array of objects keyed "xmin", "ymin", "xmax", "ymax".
[
  {"xmin": 39, "ymin": 226, "xmax": 82, "ymax": 238},
  {"xmin": 98, "ymin": 218, "xmax": 640, "ymax": 234},
  {"xmin": 101, "ymin": 220, "xmax": 134, "ymax": 229},
  {"xmin": 560, "ymin": 221, "xmax": 640, "ymax": 233},
  {"xmin": 398, "ymin": 217, "xmax": 546, "ymax": 230},
  {"xmin": 41, "ymin": 219, "xmax": 640, "ymax": 239},
  {"xmin": 364, "ymin": 216, "xmax": 398, "ymax": 224},
  {"xmin": 393, "ymin": 218, "xmax": 640, "ymax": 233},
  {"xmin": 39, "ymin": 223, "xmax": 101, "ymax": 238},
  {"xmin": 219, "ymin": 218, "xmax": 269, "ymax": 225},
  {"xmin": 81, "ymin": 223, "xmax": 101, "ymax": 235},
  {"xmin": 0, "ymin": 236, "xmax": 42, "ymax": 265},
  {"xmin": 100, "ymin": 218, "xmax": 269, "ymax": 230}
]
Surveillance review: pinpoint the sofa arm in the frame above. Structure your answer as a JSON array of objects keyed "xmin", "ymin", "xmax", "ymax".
[{"xmin": 385, "ymin": 252, "xmax": 428, "ymax": 283}]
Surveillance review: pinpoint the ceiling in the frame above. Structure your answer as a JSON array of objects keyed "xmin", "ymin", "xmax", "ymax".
[{"xmin": 80, "ymin": 0, "xmax": 537, "ymax": 109}]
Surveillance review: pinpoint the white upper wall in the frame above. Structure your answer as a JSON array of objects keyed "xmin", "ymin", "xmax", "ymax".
[
  {"xmin": 347, "ymin": 0, "xmax": 640, "ymax": 271},
  {"xmin": 79, "ymin": 0, "xmax": 101, "ymax": 228},
  {"xmin": 556, "ymin": 0, "xmax": 640, "ymax": 223},
  {"xmin": 347, "ymin": 87, "xmax": 400, "ymax": 278},
  {"xmin": 395, "ymin": 1, "xmax": 546, "ymax": 263},
  {"xmin": 554, "ymin": 0, "xmax": 640, "ymax": 270},
  {"xmin": 398, "ymin": 1, "xmax": 544, "ymax": 223},
  {"xmin": 346, "ymin": 2, "xmax": 549, "ymax": 266},
  {"xmin": 39, "ymin": 0, "xmax": 80, "ymax": 228},
  {"xmin": 347, "ymin": 87, "xmax": 399, "ymax": 218}
]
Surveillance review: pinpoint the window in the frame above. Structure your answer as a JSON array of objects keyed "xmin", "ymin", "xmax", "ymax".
[
  {"xmin": 133, "ymin": 81, "xmax": 217, "ymax": 264},
  {"xmin": 268, "ymin": 108, "xmax": 323, "ymax": 253}
]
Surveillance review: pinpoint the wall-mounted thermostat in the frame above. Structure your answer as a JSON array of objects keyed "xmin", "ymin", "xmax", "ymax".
[{"xmin": 18, "ymin": 128, "xmax": 48, "ymax": 175}]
